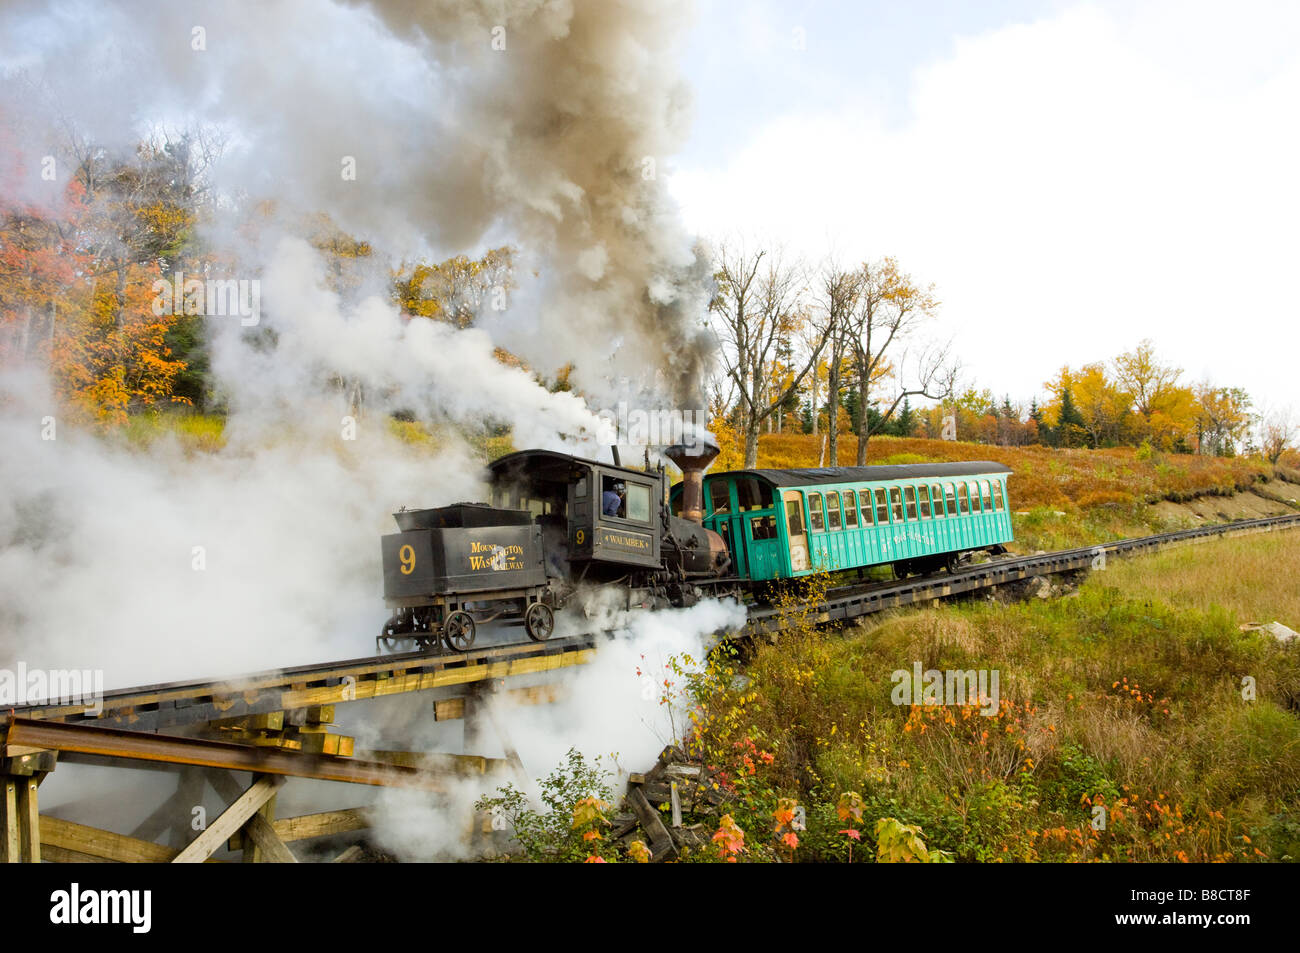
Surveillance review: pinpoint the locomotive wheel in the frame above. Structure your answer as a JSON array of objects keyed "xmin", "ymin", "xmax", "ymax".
[
  {"xmin": 443, "ymin": 611, "xmax": 477, "ymax": 652},
  {"xmin": 524, "ymin": 602, "xmax": 554, "ymax": 642}
]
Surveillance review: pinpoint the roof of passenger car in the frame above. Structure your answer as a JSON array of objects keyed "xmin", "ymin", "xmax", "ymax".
[{"xmin": 702, "ymin": 461, "xmax": 1013, "ymax": 488}]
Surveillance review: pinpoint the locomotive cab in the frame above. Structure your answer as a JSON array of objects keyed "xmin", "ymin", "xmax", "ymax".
[{"xmin": 488, "ymin": 450, "xmax": 665, "ymax": 583}]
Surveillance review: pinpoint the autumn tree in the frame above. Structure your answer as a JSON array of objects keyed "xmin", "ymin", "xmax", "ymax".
[
  {"xmin": 1195, "ymin": 382, "xmax": 1254, "ymax": 457},
  {"xmin": 707, "ymin": 241, "xmax": 829, "ymax": 467},
  {"xmin": 392, "ymin": 246, "xmax": 514, "ymax": 327},
  {"xmin": 812, "ymin": 260, "xmax": 863, "ymax": 465},
  {"xmin": 1259, "ymin": 408, "xmax": 1297, "ymax": 466},
  {"xmin": 848, "ymin": 257, "xmax": 956, "ymax": 464}
]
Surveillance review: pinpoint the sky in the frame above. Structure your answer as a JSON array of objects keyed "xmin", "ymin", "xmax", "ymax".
[{"xmin": 667, "ymin": 0, "xmax": 1300, "ymax": 415}]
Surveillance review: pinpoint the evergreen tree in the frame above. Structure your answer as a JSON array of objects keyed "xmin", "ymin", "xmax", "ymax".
[
  {"xmin": 892, "ymin": 397, "xmax": 915, "ymax": 437},
  {"xmin": 1057, "ymin": 387, "xmax": 1087, "ymax": 448},
  {"xmin": 1028, "ymin": 398, "xmax": 1046, "ymax": 446}
]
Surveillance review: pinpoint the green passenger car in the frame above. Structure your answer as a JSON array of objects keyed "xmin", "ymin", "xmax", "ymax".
[{"xmin": 671, "ymin": 462, "xmax": 1014, "ymax": 581}]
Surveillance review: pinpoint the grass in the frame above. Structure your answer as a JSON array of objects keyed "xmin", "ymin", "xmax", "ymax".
[
  {"xmin": 1098, "ymin": 531, "xmax": 1300, "ymax": 627},
  {"xmin": 121, "ymin": 412, "xmax": 227, "ymax": 452},
  {"xmin": 686, "ymin": 530, "xmax": 1300, "ymax": 862}
]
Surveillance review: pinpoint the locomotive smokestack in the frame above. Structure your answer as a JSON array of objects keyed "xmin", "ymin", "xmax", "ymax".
[{"xmin": 664, "ymin": 441, "xmax": 720, "ymax": 524}]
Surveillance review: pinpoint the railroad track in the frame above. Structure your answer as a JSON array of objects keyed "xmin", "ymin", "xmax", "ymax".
[{"xmin": 13, "ymin": 512, "xmax": 1300, "ymax": 731}]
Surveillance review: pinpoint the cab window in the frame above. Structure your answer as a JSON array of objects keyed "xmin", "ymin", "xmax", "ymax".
[
  {"xmin": 709, "ymin": 480, "xmax": 731, "ymax": 515},
  {"xmin": 750, "ymin": 515, "xmax": 777, "ymax": 540},
  {"xmin": 625, "ymin": 483, "xmax": 651, "ymax": 522},
  {"xmin": 809, "ymin": 493, "xmax": 825, "ymax": 531},
  {"xmin": 737, "ymin": 478, "xmax": 772, "ymax": 511}
]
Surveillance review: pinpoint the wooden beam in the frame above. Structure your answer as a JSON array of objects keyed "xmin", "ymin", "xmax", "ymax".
[
  {"xmin": 40, "ymin": 843, "xmax": 113, "ymax": 863},
  {"xmin": 433, "ymin": 683, "xmax": 568, "ymax": 722},
  {"xmin": 41, "ymin": 815, "xmax": 180, "ymax": 863},
  {"xmin": 228, "ymin": 808, "xmax": 371, "ymax": 850},
  {"xmin": 173, "ymin": 775, "xmax": 283, "ymax": 864},
  {"xmin": 243, "ymin": 813, "xmax": 298, "ymax": 864},
  {"xmin": 330, "ymin": 844, "xmax": 364, "ymax": 863},
  {"xmin": 243, "ymin": 789, "xmax": 278, "ymax": 864},
  {"xmin": 626, "ymin": 788, "xmax": 676, "ymax": 863}
]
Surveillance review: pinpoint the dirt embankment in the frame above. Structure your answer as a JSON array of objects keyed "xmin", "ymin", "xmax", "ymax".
[{"xmin": 1151, "ymin": 485, "xmax": 1298, "ymax": 524}]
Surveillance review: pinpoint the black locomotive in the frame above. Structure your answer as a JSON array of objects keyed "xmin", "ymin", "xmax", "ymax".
[{"xmin": 379, "ymin": 443, "xmax": 732, "ymax": 652}]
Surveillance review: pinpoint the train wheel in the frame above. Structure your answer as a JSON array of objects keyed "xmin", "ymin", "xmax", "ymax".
[
  {"xmin": 443, "ymin": 611, "xmax": 477, "ymax": 652},
  {"xmin": 525, "ymin": 602, "xmax": 554, "ymax": 642}
]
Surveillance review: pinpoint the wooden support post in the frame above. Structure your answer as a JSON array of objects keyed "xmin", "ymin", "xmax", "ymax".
[
  {"xmin": 1, "ymin": 777, "xmax": 19, "ymax": 863},
  {"xmin": 173, "ymin": 774, "xmax": 283, "ymax": 864},
  {"xmin": 2, "ymin": 773, "xmax": 46, "ymax": 863},
  {"xmin": 243, "ymin": 789, "xmax": 278, "ymax": 863},
  {"xmin": 243, "ymin": 812, "xmax": 298, "ymax": 864},
  {"xmin": 17, "ymin": 777, "xmax": 39, "ymax": 863}
]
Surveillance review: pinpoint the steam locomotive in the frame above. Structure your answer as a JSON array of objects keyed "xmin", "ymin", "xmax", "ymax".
[{"xmin": 378, "ymin": 442, "xmax": 733, "ymax": 652}]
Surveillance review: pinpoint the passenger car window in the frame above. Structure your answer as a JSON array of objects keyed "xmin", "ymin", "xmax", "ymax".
[
  {"xmin": 809, "ymin": 493, "xmax": 825, "ymax": 531},
  {"xmin": 827, "ymin": 492, "xmax": 842, "ymax": 530},
  {"xmin": 904, "ymin": 485, "xmax": 917, "ymax": 520},
  {"xmin": 890, "ymin": 487, "xmax": 904, "ymax": 522},
  {"xmin": 982, "ymin": 481, "xmax": 993, "ymax": 512},
  {"xmin": 993, "ymin": 482, "xmax": 1005, "ymax": 511},
  {"xmin": 957, "ymin": 483, "xmax": 969, "ymax": 514},
  {"xmin": 931, "ymin": 483, "xmax": 945, "ymax": 517},
  {"xmin": 844, "ymin": 491, "xmax": 859, "ymax": 528},
  {"xmin": 875, "ymin": 487, "xmax": 888, "ymax": 524},
  {"xmin": 919, "ymin": 485, "xmax": 931, "ymax": 518}
]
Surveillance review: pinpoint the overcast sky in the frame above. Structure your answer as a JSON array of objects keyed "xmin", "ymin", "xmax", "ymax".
[{"xmin": 667, "ymin": 0, "xmax": 1300, "ymax": 414}]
